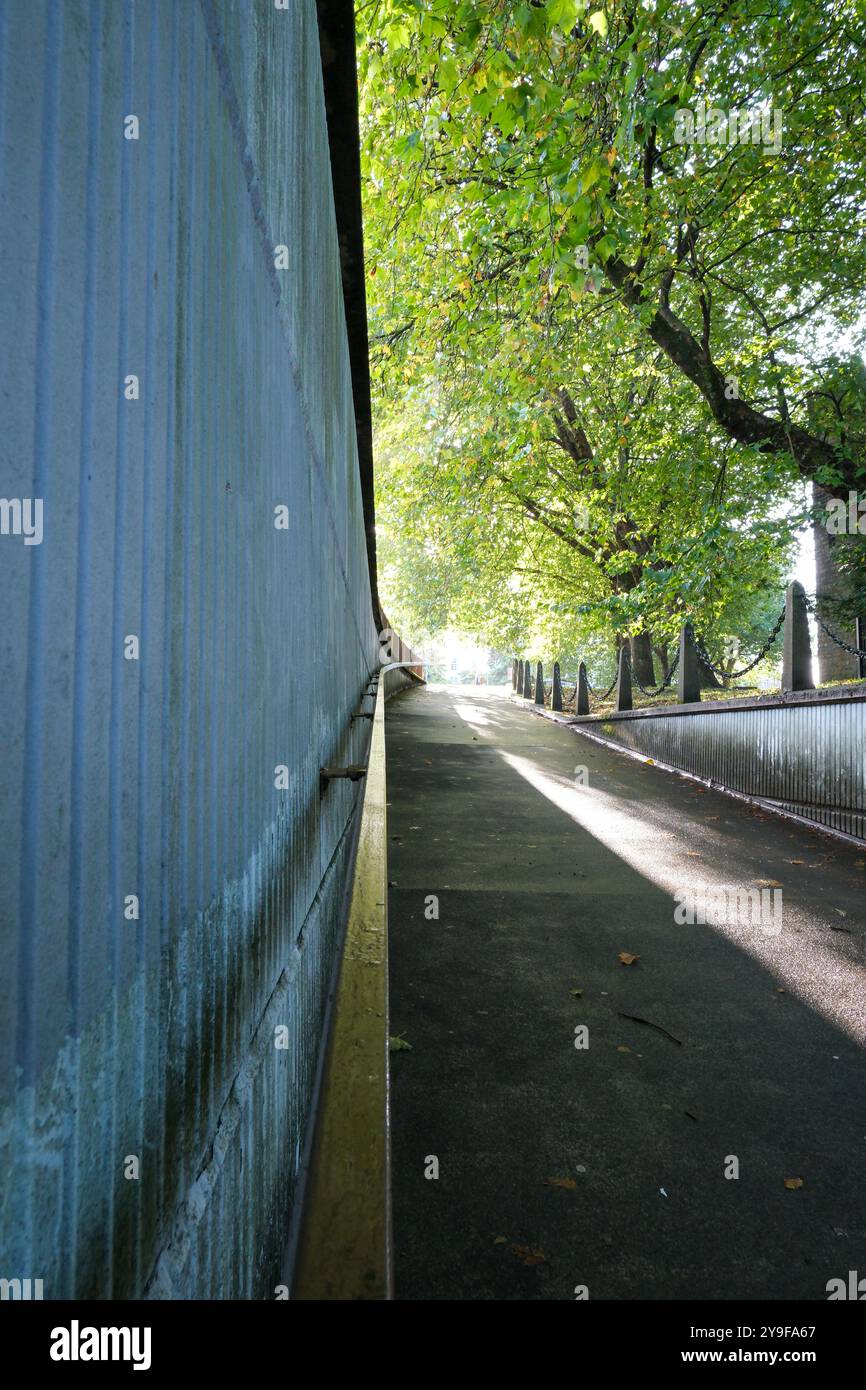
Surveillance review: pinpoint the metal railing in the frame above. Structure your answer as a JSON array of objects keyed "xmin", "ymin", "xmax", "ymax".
[{"xmin": 291, "ymin": 661, "xmax": 423, "ymax": 1300}]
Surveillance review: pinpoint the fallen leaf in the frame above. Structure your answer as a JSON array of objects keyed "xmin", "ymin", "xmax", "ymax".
[
  {"xmin": 618, "ymin": 952, "xmax": 640, "ymax": 965},
  {"xmin": 616, "ymin": 1044, "xmax": 632, "ymax": 1053},
  {"xmin": 756, "ymin": 879, "xmax": 782, "ymax": 888},
  {"xmin": 783, "ymin": 1177, "xmax": 804, "ymax": 1190},
  {"xmin": 788, "ymin": 859, "xmax": 806, "ymax": 865},
  {"xmin": 705, "ymin": 815, "xmax": 720, "ymax": 821},
  {"xmin": 389, "ymin": 1035, "xmax": 413, "ymax": 1051},
  {"xmin": 834, "ymin": 909, "xmax": 847, "ymax": 917},
  {"xmin": 543, "ymin": 1177, "xmax": 577, "ymax": 1190},
  {"xmin": 685, "ymin": 851, "xmax": 703, "ymax": 858},
  {"xmin": 509, "ymin": 1243, "xmax": 546, "ymax": 1266},
  {"xmin": 493, "ymin": 1236, "xmax": 508, "ymax": 1245},
  {"xmin": 569, "ymin": 988, "xmax": 583, "ymax": 997}
]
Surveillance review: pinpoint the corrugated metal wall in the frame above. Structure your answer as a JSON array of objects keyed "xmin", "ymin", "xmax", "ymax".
[
  {"xmin": 0, "ymin": 0, "xmax": 379, "ymax": 1298},
  {"xmin": 589, "ymin": 699, "xmax": 866, "ymax": 840}
]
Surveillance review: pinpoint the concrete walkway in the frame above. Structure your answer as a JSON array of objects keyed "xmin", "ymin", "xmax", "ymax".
[{"xmin": 385, "ymin": 684, "xmax": 866, "ymax": 1301}]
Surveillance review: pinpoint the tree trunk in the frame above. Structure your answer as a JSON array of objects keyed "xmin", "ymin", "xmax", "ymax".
[
  {"xmin": 629, "ymin": 631, "xmax": 656, "ymax": 687},
  {"xmin": 696, "ymin": 646, "xmax": 724, "ymax": 689},
  {"xmin": 813, "ymin": 483, "xmax": 859, "ymax": 682}
]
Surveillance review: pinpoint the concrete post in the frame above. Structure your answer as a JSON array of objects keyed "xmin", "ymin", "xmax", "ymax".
[
  {"xmin": 523, "ymin": 662, "xmax": 533, "ymax": 698},
  {"xmin": 615, "ymin": 645, "xmax": 632, "ymax": 711},
  {"xmin": 552, "ymin": 662, "xmax": 563, "ymax": 711},
  {"xmin": 677, "ymin": 623, "xmax": 702, "ymax": 704},
  {"xmin": 534, "ymin": 662, "xmax": 545, "ymax": 705},
  {"xmin": 782, "ymin": 580, "xmax": 815, "ymax": 691},
  {"xmin": 576, "ymin": 662, "xmax": 590, "ymax": 715}
]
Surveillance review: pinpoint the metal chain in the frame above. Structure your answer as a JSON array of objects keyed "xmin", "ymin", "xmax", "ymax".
[
  {"xmin": 802, "ymin": 593, "xmax": 866, "ymax": 658},
  {"xmin": 694, "ymin": 607, "xmax": 785, "ymax": 678},
  {"xmin": 531, "ymin": 587, "xmax": 863, "ymax": 717},
  {"xmin": 630, "ymin": 647, "xmax": 680, "ymax": 697},
  {"xmin": 586, "ymin": 672, "xmax": 618, "ymax": 702}
]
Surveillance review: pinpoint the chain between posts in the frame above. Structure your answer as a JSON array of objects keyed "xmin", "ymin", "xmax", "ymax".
[
  {"xmin": 802, "ymin": 593, "xmax": 866, "ymax": 659},
  {"xmin": 630, "ymin": 647, "xmax": 680, "ymax": 697},
  {"xmin": 585, "ymin": 672, "xmax": 617, "ymax": 703},
  {"xmin": 694, "ymin": 607, "xmax": 786, "ymax": 679},
  {"xmin": 514, "ymin": 584, "xmax": 866, "ymax": 713}
]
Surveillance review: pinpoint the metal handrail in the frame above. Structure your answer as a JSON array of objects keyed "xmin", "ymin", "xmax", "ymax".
[{"xmin": 292, "ymin": 660, "xmax": 421, "ymax": 1299}]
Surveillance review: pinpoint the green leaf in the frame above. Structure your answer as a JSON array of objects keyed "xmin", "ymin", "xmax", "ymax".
[{"xmin": 548, "ymin": 0, "xmax": 582, "ymax": 31}]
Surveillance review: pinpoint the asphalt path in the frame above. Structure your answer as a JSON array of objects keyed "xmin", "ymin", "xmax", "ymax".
[{"xmin": 385, "ymin": 684, "xmax": 866, "ymax": 1300}]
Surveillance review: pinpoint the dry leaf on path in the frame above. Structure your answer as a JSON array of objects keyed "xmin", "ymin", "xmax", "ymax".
[
  {"xmin": 509, "ymin": 1244, "xmax": 546, "ymax": 1266},
  {"xmin": 756, "ymin": 879, "xmax": 782, "ymax": 888},
  {"xmin": 618, "ymin": 951, "xmax": 640, "ymax": 965},
  {"xmin": 617, "ymin": 1044, "xmax": 632, "ymax": 1053},
  {"xmin": 493, "ymin": 1236, "xmax": 508, "ymax": 1245},
  {"xmin": 783, "ymin": 1177, "xmax": 804, "ymax": 1190},
  {"xmin": 543, "ymin": 1177, "xmax": 577, "ymax": 1191},
  {"xmin": 389, "ymin": 1035, "xmax": 413, "ymax": 1051}
]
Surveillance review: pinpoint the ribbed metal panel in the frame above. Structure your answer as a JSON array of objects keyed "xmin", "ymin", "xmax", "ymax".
[
  {"xmin": 592, "ymin": 699, "xmax": 866, "ymax": 840},
  {"xmin": 0, "ymin": 0, "xmax": 379, "ymax": 1298}
]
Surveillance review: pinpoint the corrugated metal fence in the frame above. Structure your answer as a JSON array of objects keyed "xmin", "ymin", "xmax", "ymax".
[
  {"xmin": 585, "ymin": 692, "xmax": 866, "ymax": 841},
  {"xmin": 0, "ymin": 0, "xmax": 380, "ymax": 1298}
]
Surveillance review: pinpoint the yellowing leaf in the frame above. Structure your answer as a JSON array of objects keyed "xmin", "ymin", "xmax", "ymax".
[
  {"xmin": 618, "ymin": 951, "xmax": 640, "ymax": 965},
  {"xmin": 493, "ymin": 1235, "xmax": 508, "ymax": 1245},
  {"xmin": 509, "ymin": 1243, "xmax": 546, "ymax": 1266},
  {"xmin": 588, "ymin": 9, "xmax": 608, "ymax": 38},
  {"xmin": 783, "ymin": 1177, "xmax": 804, "ymax": 1190}
]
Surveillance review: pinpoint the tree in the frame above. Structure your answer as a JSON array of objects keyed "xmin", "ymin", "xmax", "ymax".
[{"xmin": 361, "ymin": 0, "xmax": 866, "ymax": 494}]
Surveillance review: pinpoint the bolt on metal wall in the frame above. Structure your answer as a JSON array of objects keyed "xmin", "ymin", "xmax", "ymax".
[{"xmin": 0, "ymin": 0, "xmax": 379, "ymax": 1298}]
